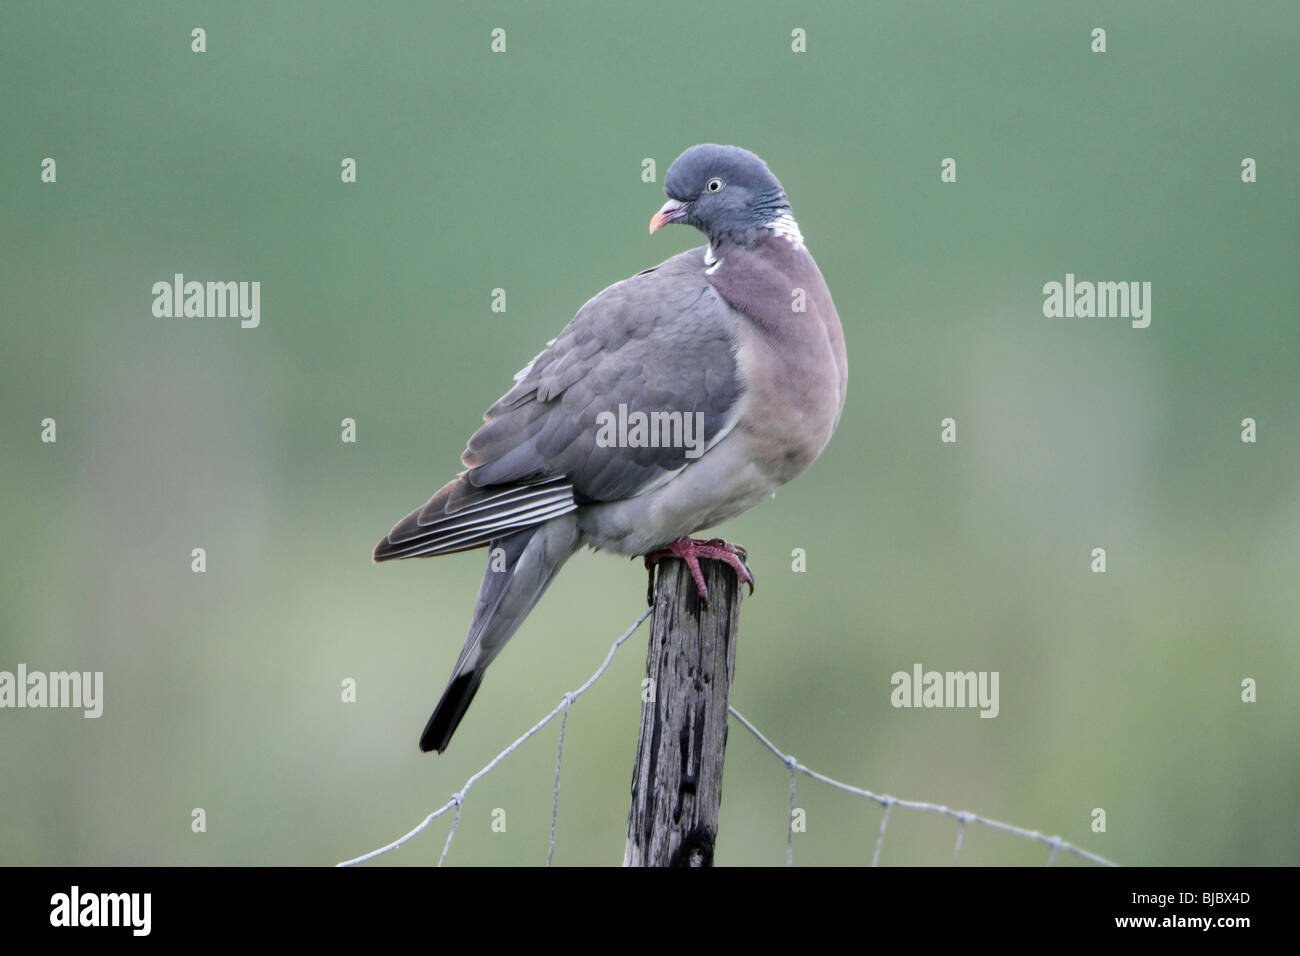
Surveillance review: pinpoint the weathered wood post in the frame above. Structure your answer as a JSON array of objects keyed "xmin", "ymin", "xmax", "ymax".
[{"xmin": 624, "ymin": 556, "xmax": 743, "ymax": 866}]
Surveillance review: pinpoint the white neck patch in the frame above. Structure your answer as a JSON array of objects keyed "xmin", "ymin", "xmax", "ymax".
[
  {"xmin": 704, "ymin": 244, "xmax": 722, "ymax": 275},
  {"xmin": 768, "ymin": 212, "xmax": 804, "ymax": 247}
]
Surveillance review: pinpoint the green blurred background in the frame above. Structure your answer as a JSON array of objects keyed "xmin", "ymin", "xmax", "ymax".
[{"xmin": 2, "ymin": 1, "xmax": 1296, "ymax": 866}]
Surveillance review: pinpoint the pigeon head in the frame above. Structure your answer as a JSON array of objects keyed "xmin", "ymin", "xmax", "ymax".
[{"xmin": 650, "ymin": 144, "xmax": 793, "ymax": 249}]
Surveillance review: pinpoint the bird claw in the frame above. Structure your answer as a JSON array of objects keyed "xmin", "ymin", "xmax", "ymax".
[{"xmin": 643, "ymin": 536, "xmax": 755, "ymax": 605}]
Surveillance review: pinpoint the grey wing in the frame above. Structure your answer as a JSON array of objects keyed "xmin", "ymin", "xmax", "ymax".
[
  {"xmin": 465, "ymin": 251, "xmax": 742, "ymax": 500},
  {"xmin": 374, "ymin": 250, "xmax": 743, "ymax": 560}
]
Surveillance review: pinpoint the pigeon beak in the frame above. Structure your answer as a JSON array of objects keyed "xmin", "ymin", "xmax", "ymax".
[{"xmin": 649, "ymin": 199, "xmax": 688, "ymax": 234}]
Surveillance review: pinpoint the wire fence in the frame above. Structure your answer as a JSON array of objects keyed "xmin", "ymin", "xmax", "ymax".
[{"xmin": 337, "ymin": 608, "xmax": 1117, "ymax": 868}]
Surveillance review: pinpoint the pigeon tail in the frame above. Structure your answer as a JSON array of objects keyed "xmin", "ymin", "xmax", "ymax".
[
  {"xmin": 420, "ymin": 669, "xmax": 486, "ymax": 754},
  {"xmin": 420, "ymin": 515, "xmax": 581, "ymax": 753}
]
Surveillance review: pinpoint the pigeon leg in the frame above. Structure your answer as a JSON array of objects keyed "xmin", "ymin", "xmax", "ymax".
[{"xmin": 643, "ymin": 536, "xmax": 755, "ymax": 605}]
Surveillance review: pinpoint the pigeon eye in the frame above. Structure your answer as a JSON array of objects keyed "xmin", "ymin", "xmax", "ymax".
[{"xmin": 705, "ymin": 178, "xmax": 723, "ymax": 193}]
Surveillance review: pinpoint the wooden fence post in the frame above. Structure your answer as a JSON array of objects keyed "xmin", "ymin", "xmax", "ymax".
[{"xmin": 624, "ymin": 556, "xmax": 743, "ymax": 866}]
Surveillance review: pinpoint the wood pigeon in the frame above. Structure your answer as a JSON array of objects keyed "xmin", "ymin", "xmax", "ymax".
[{"xmin": 375, "ymin": 144, "xmax": 848, "ymax": 753}]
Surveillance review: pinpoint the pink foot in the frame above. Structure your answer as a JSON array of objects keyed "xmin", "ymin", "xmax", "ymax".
[{"xmin": 643, "ymin": 536, "xmax": 755, "ymax": 605}]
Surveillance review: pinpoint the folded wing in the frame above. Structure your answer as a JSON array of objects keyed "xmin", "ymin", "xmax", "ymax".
[{"xmin": 374, "ymin": 248, "xmax": 743, "ymax": 561}]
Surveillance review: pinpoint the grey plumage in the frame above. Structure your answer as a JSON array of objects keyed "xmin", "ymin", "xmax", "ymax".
[
  {"xmin": 375, "ymin": 144, "xmax": 847, "ymax": 752},
  {"xmin": 464, "ymin": 248, "xmax": 741, "ymax": 500},
  {"xmin": 417, "ymin": 517, "xmax": 580, "ymax": 753}
]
